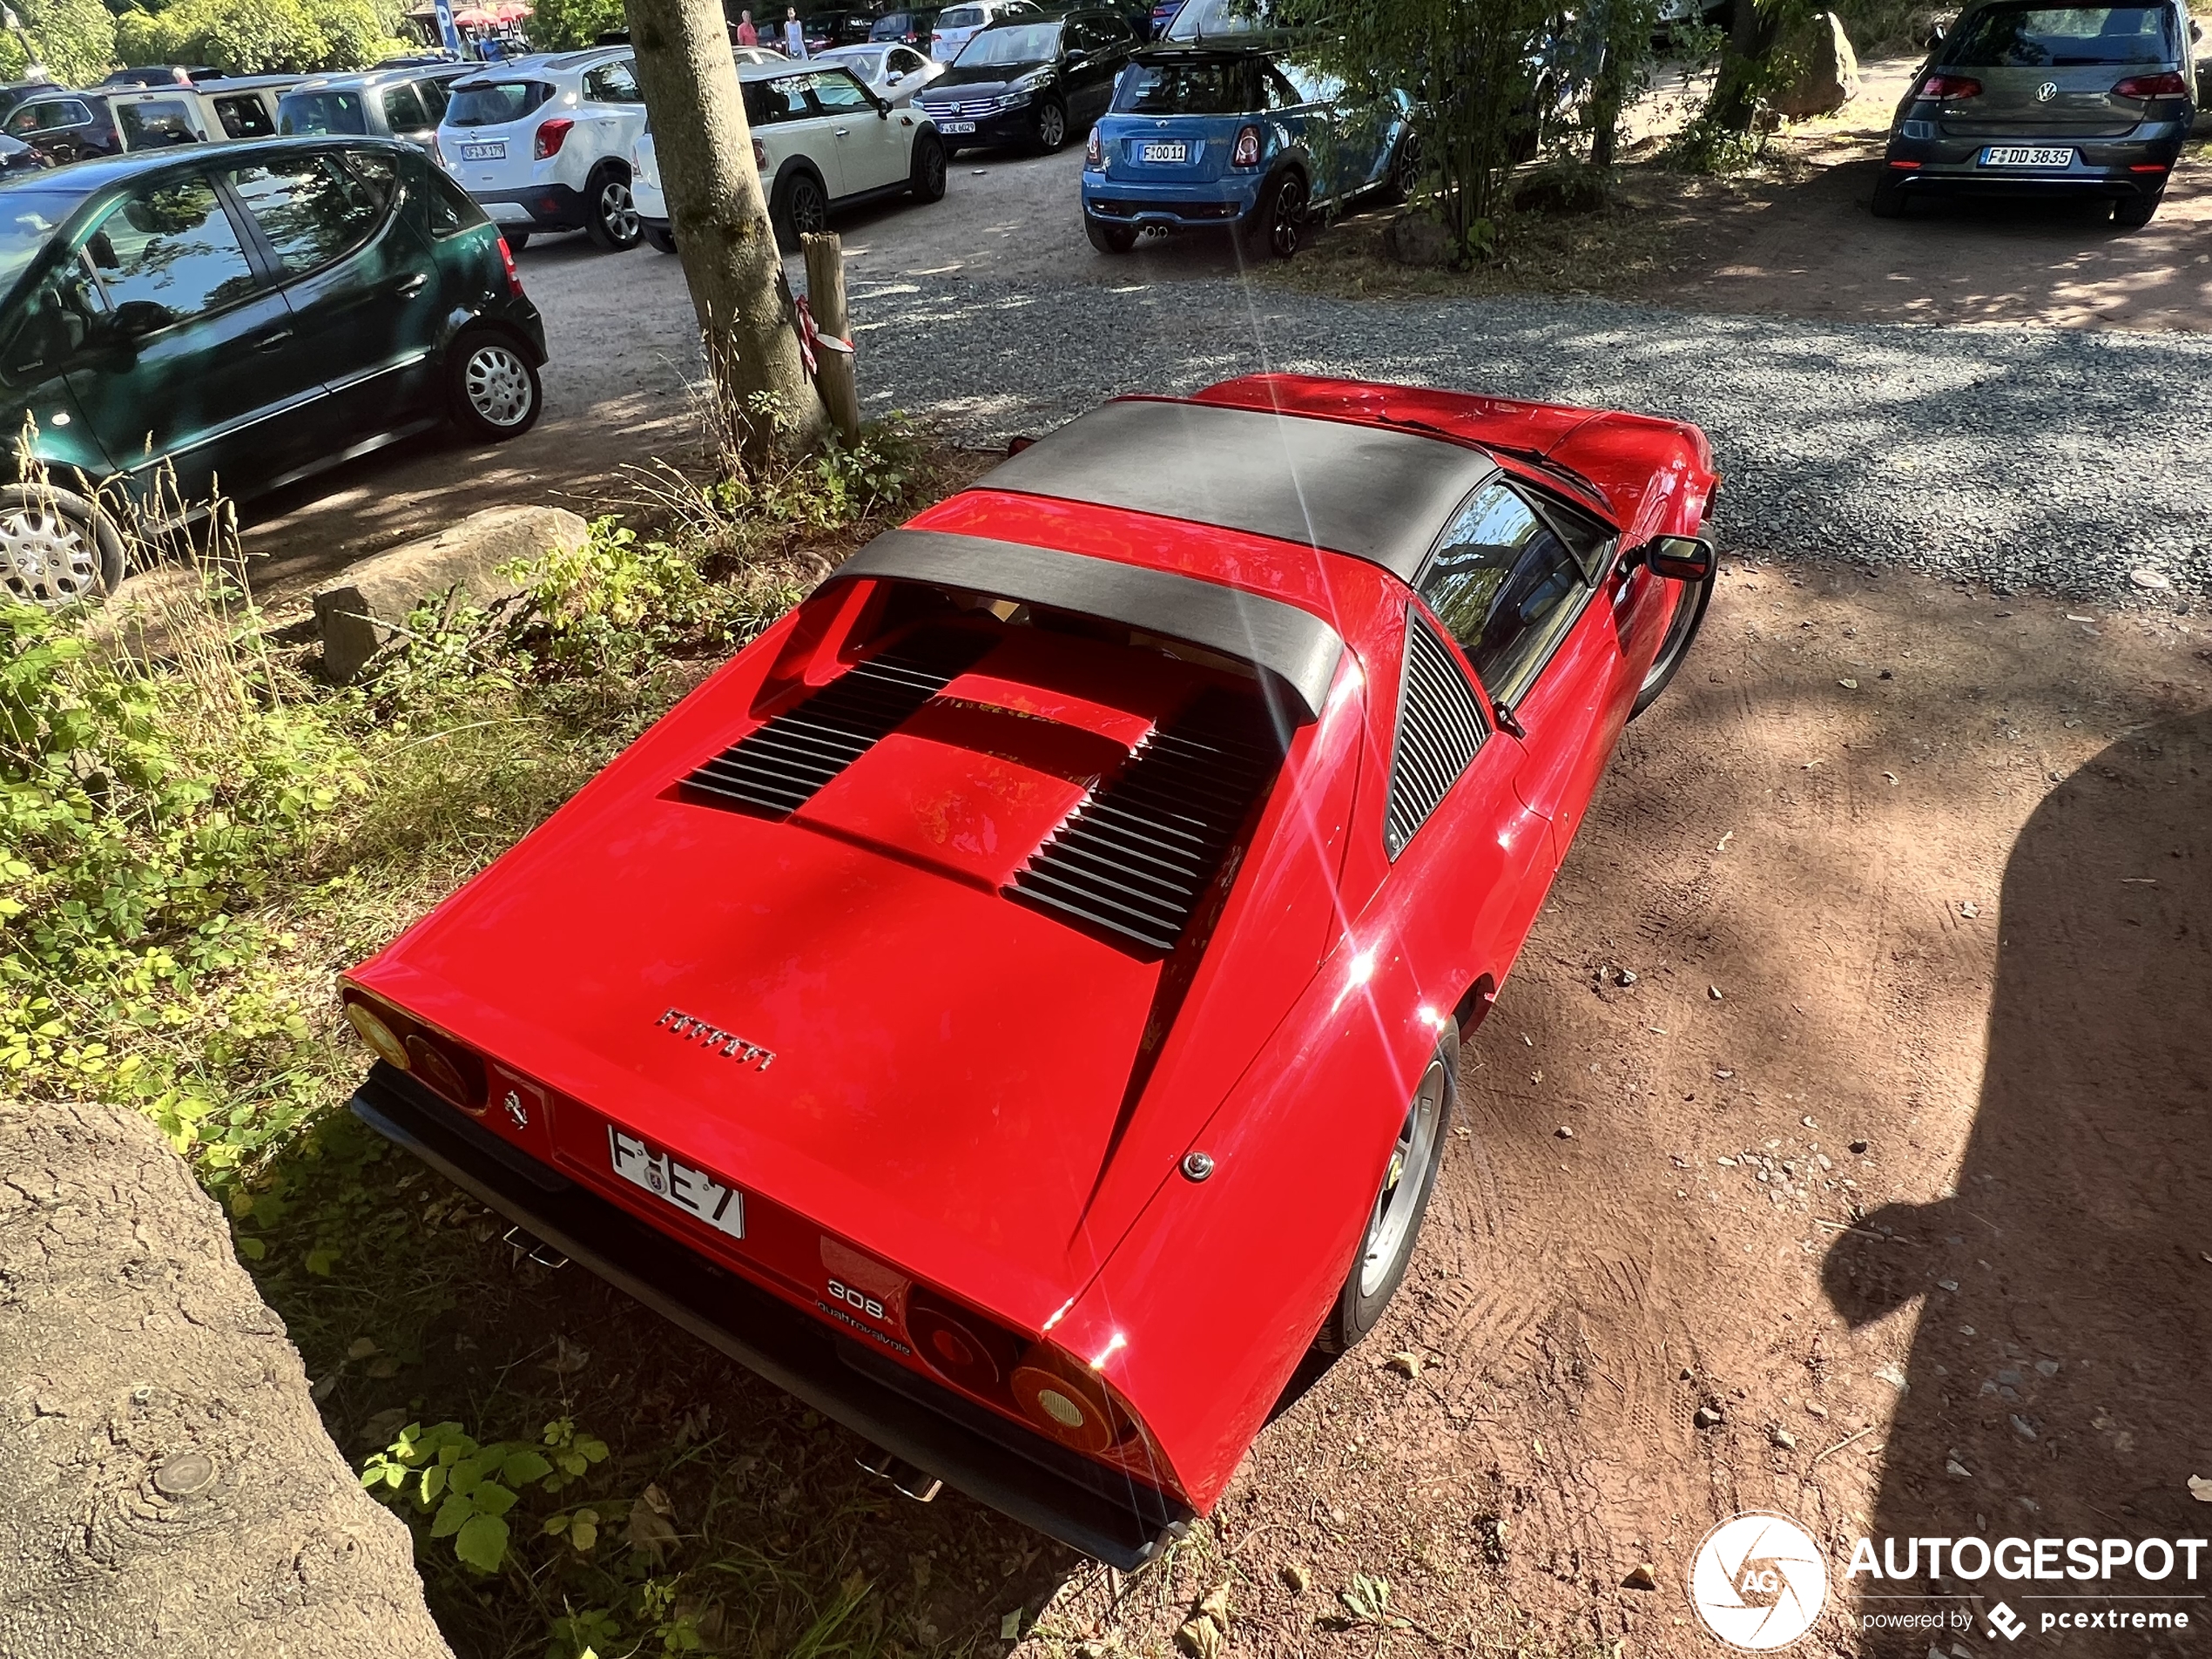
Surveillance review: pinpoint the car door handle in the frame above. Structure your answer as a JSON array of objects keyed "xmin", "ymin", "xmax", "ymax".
[
  {"xmin": 833, "ymin": 125, "xmax": 850, "ymax": 136},
  {"xmin": 393, "ymin": 273, "xmax": 429, "ymax": 297},
  {"xmin": 252, "ymin": 328, "xmax": 293, "ymax": 351}
]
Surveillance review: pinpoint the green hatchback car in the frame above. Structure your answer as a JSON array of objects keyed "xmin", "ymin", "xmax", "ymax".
[{"xmin": 0, "ymin": 136, "xmax": 549, "ymax": 604}]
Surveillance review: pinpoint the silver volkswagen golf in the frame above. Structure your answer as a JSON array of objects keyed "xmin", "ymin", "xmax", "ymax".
[{"xmin": 1874, "ymin": 0, "xmax": 2199, "ymax": 227}]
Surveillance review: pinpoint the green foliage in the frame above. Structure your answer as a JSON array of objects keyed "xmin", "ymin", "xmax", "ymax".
[
  {"xmin": 10, "ymin": 0, "xmax": 118, "ymax": 84},
  {"xmin": 362, "ymin": 1420, "xmax": 567, "ymax": 1573},
  {"xmin": 526, "ymin": 0, "xmax": 624, "ymax": 50},
  {"xmin": 113, "ymin": 0, "xmax": 403, "ymax": 72}
]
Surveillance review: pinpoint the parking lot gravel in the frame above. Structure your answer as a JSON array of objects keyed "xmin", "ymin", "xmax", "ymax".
[{"xmin": 851, "ymin": 275, "xmax": 2212, "ymax": 605}]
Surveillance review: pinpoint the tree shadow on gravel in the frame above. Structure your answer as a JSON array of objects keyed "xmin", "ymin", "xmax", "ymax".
[{"xmin": 1821, "ymin": 707, "xmax": 2211, "ymax": 1652}]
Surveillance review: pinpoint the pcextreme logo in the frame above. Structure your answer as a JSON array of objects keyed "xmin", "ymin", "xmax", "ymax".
[{"xmin": 1691, "ymin": 1513, "xmax": 1829, "ymax": 1649}]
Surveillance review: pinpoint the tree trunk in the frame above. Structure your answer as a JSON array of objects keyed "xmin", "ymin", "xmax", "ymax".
[{"xmin": 622, "ymin": 0, "xmax": 828, "ymax": 469}]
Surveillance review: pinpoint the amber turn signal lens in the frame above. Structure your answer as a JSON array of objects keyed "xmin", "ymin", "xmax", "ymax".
[
  {"xmin": 343, "ymin": 1001, "xmax": 409, "ymax": 1070},
  {"xmin": 1010, "ymin": 1354, "xmax": 1127, "ymax": 1454}
]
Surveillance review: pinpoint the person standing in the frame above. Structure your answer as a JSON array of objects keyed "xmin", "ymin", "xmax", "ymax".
[
  {"xmin": 783, "ymin": 5, "xmax": 806, "ymax": 56},
  {"xmin": 736, "ymin": 8, "xmax": 757, "ymax": 44}
]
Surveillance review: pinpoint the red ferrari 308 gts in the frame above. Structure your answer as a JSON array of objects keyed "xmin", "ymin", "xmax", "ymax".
[{"xmin": 341, "ymin": 374, "xmax": 1719, "ymax": 1567}]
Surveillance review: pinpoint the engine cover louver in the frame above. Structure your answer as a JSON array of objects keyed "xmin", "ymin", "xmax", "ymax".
[
  {"xmin": 682, "ymin": 630, "xmax": 993, "ymax": 816},
  {"xmin": 1008, "ymin": 688, "xmax": 1283, "ymax": 954},
  {"xmin": 1384, "ymin": 612, "xmax": 1487, "ymax": 860}
]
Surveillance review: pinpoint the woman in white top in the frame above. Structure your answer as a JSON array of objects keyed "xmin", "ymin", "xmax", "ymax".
[{"xmin": 783, "ymin": 7, "xmax": 807, "ymax": 57}]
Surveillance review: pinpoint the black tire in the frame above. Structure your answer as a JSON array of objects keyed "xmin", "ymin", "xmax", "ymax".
[
  {"xmin": 772, "ymin": 167, "xmax": 829, "ymax": 252},
  {"xmin": 942, "ymin": 143, "xmax": 962, "ymax": 160},
  {"xmin": 2112, "ymin": 188, "xmax": 2162, "ymax": 229},
  {"xmin": 1379, "ymin": 130, "xmax": 1422, "ymax": 205},
  {"xmin": 1032, "ymin": 97, "xmax": 1068, "ymax": 152},
  {"xmin": 583, "ymin": 165, "xmax": 642, "ymax": 250},
  {"xmin": 1244, "ymin": 168, "xmax": 1308, "ymax": 260},
  {"xmin": 502, "ymin": 229, "xmax": 531, "ymax": 251},
  {"xmin": 1870, "ymin": 171, "xmax": 1906, "ymax": 219},
  {"xmin": 1313, "ymin": 1034, "xmax": 1456, "ymax": 1355},
  {"xmin": 642, "ymin": 223, "xmax": 677, "ymax": 253},
  {"xmin": 1629, "ymin": 556, "xmax": 1715, "ymax": 718},
  {"xmin": 909, "ymin": 130, "xmax": 948, "ymax": 201},
  {"xmin": 1085, "ymin": 214, "xmax": 1136, "ymax": 253},
  {"xmin": 445, "ymin": 328, "xmax": 543, "ymax": 442},
  {"xmin": 0, "ymin": 481, "xmax": 125, "ymax": 606}
]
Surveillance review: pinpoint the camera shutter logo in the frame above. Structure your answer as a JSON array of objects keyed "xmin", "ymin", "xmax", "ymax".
[{"xmin": 1689, "ymin": 1513, "xmax": 1829, "ymax": 1649}]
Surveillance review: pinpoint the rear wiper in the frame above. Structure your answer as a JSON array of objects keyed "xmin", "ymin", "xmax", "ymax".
[{"xmin": 1374, "ymin": 411, "xmax": 1602, "ymax": 497}]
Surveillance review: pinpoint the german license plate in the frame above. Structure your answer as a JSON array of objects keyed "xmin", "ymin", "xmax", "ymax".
[
  {"xmin": 1140, "ymin": 140, "xmax": 1188, "ymax": 161},
  {"xmin": 937, "ymin": 118, "xmax": 975, "ymax": 132},
  {"xmin": 1980, "ymin": 145, "xmax": 2072, "ymax": 167},
  {"xmin": 608, "ymin": 1124, "xmax": 745, "ymax": 1240},
  {"xmin": 460, "ymin": 140, "xmax": 506, "ymax": 161}
]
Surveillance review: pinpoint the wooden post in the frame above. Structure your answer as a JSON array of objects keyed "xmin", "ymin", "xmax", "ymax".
[{"xmin": 800, "ymin": 231, "xmax": 861, "ymax": 446}]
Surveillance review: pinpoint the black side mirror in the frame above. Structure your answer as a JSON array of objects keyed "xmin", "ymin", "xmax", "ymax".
[
  {"xmin": 1922, "ymin": 21, "xmax": 1946, "ymax": 45},
  {"xmin": 111, "ymin": 298, "xmax": 173, "ymax": 338},
  {"xmin": 1630, "ymin": 533, "xmax": 1716, "ymax": 583}
]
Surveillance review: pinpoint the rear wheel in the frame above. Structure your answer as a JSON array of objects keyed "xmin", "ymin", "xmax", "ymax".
[
  {"xmin": 1085, "ymin": 214, "xmax": 1136, "ymax": 253},
  {"xmin": 1313, "ymin": 1035, "xmax": 1455, "ymax": 1354},
  {"xmin": 1245, "ymin": 169, "xmax": 1307, "ymax": 260},
  {"xmin": 2112, "ymin": 187, "xmax": 2162, "ymax": 229},
  {"xmin": 1032, "ymin": 97, "xmax": 1068, "ymax": 152},
  {"xmin": 1629, "ymin": 556, "xmax": 1715, "ymax": 718},
  {"xmin": 0, "ymin": 482, "xmax": 125, "ymax": 606},
  {"xmin": 1870, "ymin": 170, "xmax": 1906, "ymax": 219},
  {"xmin": 585, "ymin": 166, "xmax": 642, "ymax": 250},
  {"xmin": 642, "ymin": 223, "xmax": 677, "ymax": 253},
  {"xmin": 446, "ymin": 329, "xmax": 543, "ymax": 442},
  {"xmin": 502, "ymin": 229, "xmax": 531, "ymax": 251},
  {"xmin": 772, "ymin": 167, "xmax": 829, "ymax": 251},
  {"xmin": 910, "ymin": 130, "xmax": 948, "ymax": 201},
  {"xmin": 1379, "ymin": 130, "xmax": 1422, "ymax": 204}
]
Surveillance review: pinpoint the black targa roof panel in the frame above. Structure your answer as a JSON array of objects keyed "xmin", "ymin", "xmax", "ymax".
[
  {"xmin": 833, "ymin": 528, "xmax": 1345, "ymax": 724},
  {"xmin": 980, "ymin": 397, "xmax": 1502, "ymax": 583}
]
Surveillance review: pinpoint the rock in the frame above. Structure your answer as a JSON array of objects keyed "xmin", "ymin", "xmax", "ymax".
[
  {"xmin": 1709, "ymin": 985, "xmax": 1723, "ymax": 1000},
  {"xmin": 1938, "ymin": 1278, "xmax": 1959, "ymax": 1291},
  {"xmin": 2035, "ymin": 1359, "xmax": 2060, "ymax": 1378},
  {"xmin": 1770, "ymin": 11, "xmax": 1861, "ymax": 119},
  {"xmin": 1617, "ymin": 968, "xmax": 1638, "ymax": 986},
  {"xmin": 0, "ymin": 1097, "xmax": 453, "ymax": 1659},
  {"xmin": 1281, "ymin": 1562, "xmax": 1311, "ymax": 1594},
  {"xmin": 1946, "ymin": 1458, "xmax": 1973, "ymax": 1477},
  {"xmin": 2011, "ymin": 1414, "xmax": 2039, "ymax": 1441},
  {"xmin": 1555, "ymin": 1125, "xmax": 1575, "ymax": 1139},
  {"xmin": 1850, "ymin": 1139, "xmax": 1870, "ymax": 1154},
  {"xmin": 1622, "ymin": 1563, "xmax": 1659, "ymax": 1591},
  {"xmin": 2188, "ymin": 1474, "xmax": 2212, "ymax": 1503},
  {"xmin": 312, "ymin": 504, "xmax": 589, "ymax": 682},
  {"xmin": 2132, "ymin": 568, "xmax": 2173, "ymax": 591},
  {"xmin": 1384, "ymin": 212, "xmax": 1452, "ymax": 267},
  {"xmin": 1804, "ymin": 1401, "xmax": 1829, "ymax": 1419},
  {"xmin": 80, "ymin": 565, "xmax": 216, "ymax": 666},
  {"xmin": 1771, "ymin": 1426, "xmax": 1797, "ymax": 1450},
  {"xmin": 1695, "ymin": 1405, "xmax": 1723, "ymax": 1428}
]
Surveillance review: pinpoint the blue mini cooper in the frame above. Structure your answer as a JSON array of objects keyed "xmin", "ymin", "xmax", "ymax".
[{"xmin": 1079, "ymin": 45, "xmax": 1417, "ymax": 258}]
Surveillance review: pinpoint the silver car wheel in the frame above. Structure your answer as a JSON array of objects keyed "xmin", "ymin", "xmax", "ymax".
[
  {"xmin": 0, "ymin": 500, "xmax": 100, "ymax": 605},
  {"xmin": 464, "ymin": 342, "xmax": 535, "ymax": 428},
  {"xmin": 599, "ymin": 178, "xmax": 639, "ymax": 240},
  {"xmin": 1358, "ymin": 1054, "xmax": 1447, "ymax": 1298}
]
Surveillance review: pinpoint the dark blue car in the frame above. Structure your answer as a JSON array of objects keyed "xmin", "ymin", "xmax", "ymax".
[{"xmin": 1080, "ymin": 46, "xmax": 1415, "ymax": 258}]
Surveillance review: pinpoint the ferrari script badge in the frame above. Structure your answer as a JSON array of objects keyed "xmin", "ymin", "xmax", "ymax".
[{"xmin": 655, "ymin": 1007, "xmax": 776, "ymax": 1072}]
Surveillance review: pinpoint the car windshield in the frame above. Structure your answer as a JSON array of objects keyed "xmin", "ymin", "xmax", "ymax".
[
  {"xmin": 1946, "ymin": 3, "xmax": 2176, "ymax": 64},
  {"xmin": 1114, "ymin": 57, "xmax": 1262, "ymax": 111},
  {"xmin": 1164, "ymin": 0, "xmax": 1271, "ymax": 40},
  {"xmin": 445, "ymin": 78, "xmax": 553, "ymax": 125},
  {"xmin": 954, "ymin": 20, "xmax": 1060, "ymax": 63},
  {"xmin": 0, "ymin": 192, "xmax": 71, "ymax": 295},
  {"xmin": 279, "ymin": 90, "xmax": 368, "ymax": 134}
]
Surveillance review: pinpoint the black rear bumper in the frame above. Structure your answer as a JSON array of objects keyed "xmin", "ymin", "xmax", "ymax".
[{"xmin": 348, "ymin": 1065, "xmax": 1192, "ymax": 1568}]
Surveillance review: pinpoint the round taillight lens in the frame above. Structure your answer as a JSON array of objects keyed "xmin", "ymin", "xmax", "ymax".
[
  {"xmin": 908, "ymin": 1291, "xmax": 1021, "ymax": 1395},
  {"xmin": 404, "ymin": 1032, "xmax": 487, "ymax": 1115},
  {"xmin": 344, "ymin": 1001, "xmax": 410, "ymax": 1070},
  {"xmin": 1010, "ymin": 1355, "xmax": 1127, "ymax": 1454}
]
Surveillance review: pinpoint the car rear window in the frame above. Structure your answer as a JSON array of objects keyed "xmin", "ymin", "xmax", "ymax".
[
  {"xmin": 939, "ymin": 6, "xmax": 983, "ymax": 26},
  {"xmin": 1114, "ymin": 57, "xmax": 1262, "ymax": 111},
  {"xmin": 1163, "ymin": 0, "xmax": 1271, "ymax": 38},
  {"xmin": 743, "ymin": 76, "xmax": 814, "ymax": 124},
  {"xmin": 0, "ymin": 192, "xmax": 71, "ymax": 296},
  {"xmin": 1946, "ymin": 3, "xmax": 2177, "ymax": 64},
  {"xmin": 280, "ymin": 90, "xmax": 369, "ymax": 134},
  {"xmin": 445, "ymin": 78, "xmax": 555, "ymax": 126}
]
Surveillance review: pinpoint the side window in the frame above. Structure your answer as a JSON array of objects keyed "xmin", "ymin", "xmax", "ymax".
[
  {"xmin": 417, "ymin": 78, "xmax": 453, "ymax": 121},
  {"xmin": 889, "ymin": 46, "xmax": 927, "ymax": 72},
  {"xmin": 423, "ymin": 165, "xmax": 488, "ymax": 235},
  {"xmin": 1, "ymin": 257, "xmax": 105, "ymax": 385},
  {"xmin": 83, "ymin": 179, "xmax": 261, "ymax": 327},
  {"xmin": 381, "ymin": 83, "xmax": 429, "ymax": 132},
  {"xmin": 1416, "ymin": 480, "xmax": 1588, "ymax": 701},
  {"xmin": 748, "ymin": 77, "xmax": 811, "ymax": 123},
  {"xmin": 1383, "ymin": 611, "xmax": 1488, "ymax": 860},
  {"xmin": 806, "ymin": 71, "xmax": 875, "ymax": 111},
  {"xmin": 3, "ymin": 104, "xmax": 39, "ymax": 136},
  {"xmin": 343, "ymin": 150, "xmax": 400, "ymax": 206},
  {"xmin": 1264, "ymin": 65, "xmax": 1302, "ymax": 107},
  {"xmin": 583, "ymin": 58, "xmax": 642, "ymax": 102},
  {"xmin": 213, "ymin": 95, "xmax": 275, "ymax": 138},
  {"xmin": 118, "ymin": 98, "xmax": 200, "ymax": 147},
  {"xmin": 226, "ymin": 155, "xmax": 388, "ymax": 276}
]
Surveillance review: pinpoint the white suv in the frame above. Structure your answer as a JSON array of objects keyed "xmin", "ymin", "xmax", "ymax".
[
  {"xmin": 930, "ymin": 0, "xmax": 1044, "ymax": 59},
  {"xmin": 435, "ymin": 48, "xmax": 647, "ymax": 251},
  {"xmin": 631, "ymin": 62, "xmax": 948, "ymax": 253}
]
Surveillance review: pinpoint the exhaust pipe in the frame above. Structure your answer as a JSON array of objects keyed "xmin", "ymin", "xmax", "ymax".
[{"xmin": 855, "ymin": 1442, "xmax": 943, "ymax": 1503}]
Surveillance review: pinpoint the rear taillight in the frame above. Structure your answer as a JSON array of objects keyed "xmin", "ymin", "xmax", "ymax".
[
  {"xmin": 2112, "ymin": 71, "xmax": 2187, "ymax": 98},
  {"xmin": 908, "ymin": 1289, "xmax": 1022, "ymax": 1393},
  {"xmin": 429, "ymin": 132, "xmax": 444, "ymax": 165},
  {"xmin": 1231, "ymin": 123, "xmax": 1260, "ymax": 167},
  {"xmin": 1916, "ymin": 72, "xmax": 1982, "ymax": 99},
  {"xmin": 752, "ymin": 135, "xmax": 767, "ymax": 169},
  {"xmin": 341, "ymin": 992, "xmax": 489, "ymax": 1113},
  {"xmin": 342, "ymin": 999, "xmax": 408, "ymax": 1070},
  {"xmin": 534, "ymin": 117, "xmax": 575, "ymax": 158},
  {"xmin": 1011, "ymin": 1347, "xmax": 1138, "ymax": 1454},
  {"xmin": 496, "ymin": 234, "xmax": 523, "ymax": 294},
  {"xmin": 1084, "ymin": 125, "xmax": 1103, "ymax": 165}
]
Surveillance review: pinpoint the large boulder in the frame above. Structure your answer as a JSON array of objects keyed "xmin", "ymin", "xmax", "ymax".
[
  {"xmin": 1772, "ymin": 10, "xmax": 1861, "ymax": 120},
  {"xmin": 0, "ymin": 1097, "xmax": 455, "ymax": 1659},
  {"xmin": 312, "ymin": 504, "xmax": 589, "ymax": 683}
]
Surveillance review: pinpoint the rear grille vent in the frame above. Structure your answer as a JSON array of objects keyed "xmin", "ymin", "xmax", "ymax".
[
  {"xmin": 1008, "ymin": 688, "xmax": 1283, "ymax": 954},
  {"xmin": 682, "ymin": 630, "xmax": 992, "ymax": 816},
  {"xmin": 1384, "ymin": 613, "xmax": 1487, "ymax": 860}
]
